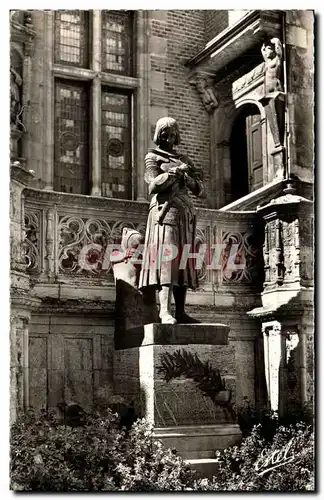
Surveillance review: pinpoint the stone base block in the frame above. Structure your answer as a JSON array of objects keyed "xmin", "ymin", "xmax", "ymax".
[
  {"xmin": 114, "ymin": 324, "xmax": 236, "ymax": 427},
  {"xmin": 116, "ymin": 322, "xmax": 230, "ymax": 349},
  {"xmin": 154, "ymin": 424, "xmax": 241, "ymax": 460}
]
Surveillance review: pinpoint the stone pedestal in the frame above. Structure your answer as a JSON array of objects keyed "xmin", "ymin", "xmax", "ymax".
[
  {"xmin": 248, "ymin": 182, "xmax": 314, "ymax": 418},
  {"xmin": 10, "ymin": 162, "xmax": 39, "ymax": 423},
  {"xmin": 114, "ymin": 322, "xmax": 242, "ymax": 477}
]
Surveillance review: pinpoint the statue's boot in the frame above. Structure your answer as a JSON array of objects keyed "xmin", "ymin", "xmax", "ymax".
[
  {"xmin": 159, "ymin": 285, "xmax": 177, "ymax": 324},
  {"xmin": 174, "ymin": 286, "xmax": 200, "ymax": 324}
]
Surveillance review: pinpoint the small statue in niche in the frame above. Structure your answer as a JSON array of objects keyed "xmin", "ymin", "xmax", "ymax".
[
  {"xmin": 196, "ymin": 76, "xmax": 219, "ymax": 114},
  {"xmin": 260, "ymin": 38, "xmax": 285, "ymax": 149},
  {"xmin": 10, "ymin": 66, "xmax": 22, "ymax": 127},
  {"xmin": 139, "ymin": 117, "xmax": 205, "ymax": 324},
  {"xmin": 261, "ymin": 37, "xmax": 283, "ymax": 94}
]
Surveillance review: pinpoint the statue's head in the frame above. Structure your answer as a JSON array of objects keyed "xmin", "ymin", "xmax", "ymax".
[
  {"xmin": 261, "ymin": 40, "xmax": 276, "ymax": 60},
  {"xmin": 153, "ymin": 117, "xmax": 181, "ymax": 149}
]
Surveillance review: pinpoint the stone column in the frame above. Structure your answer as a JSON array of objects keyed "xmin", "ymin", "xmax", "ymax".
[
  {"xmin": 91, "ymin": 10, "xmax": 102, "ymax": 197},
  {"xmin": 262, "ymin": 321, "xmax": 304, "ymax": 418},
  {"xmin": 44, "ymin": 12, "xmax": 54, "ymax": 191},
  {"xmin": 10, "ymin": 299, "xmax": 40, "ymax": 422},
  {"xmin": 136, "ymin": 10, "xmax": 150, "ymax": 201}
]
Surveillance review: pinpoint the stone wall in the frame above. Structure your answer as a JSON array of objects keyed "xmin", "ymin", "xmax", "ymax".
[
  {"xmin": 205, "ymin": 10, "xmax": 249, "ymax": 40},
  {"xmin": 28, "ymin": 313, "xmax": 115, "ymax": 411},
  {"xmin": 148, "ymin": 10, "xmax": 210, "ymax": 206},
  {"xmin": 285, "ymin": 10, "xmax": 314, "ymax": 184},
  {"xmin": 22, "ymin": 10, "xmax": 47, "ymax": 187},
  {"xmin": 205, "ymin": 10, "xmax": 228, "ymax": 41}
]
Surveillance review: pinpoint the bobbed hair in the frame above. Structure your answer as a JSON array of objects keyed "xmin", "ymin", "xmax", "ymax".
[{"xmin": 153, "ymin": 117, "xmax": 181, "ymax": 146}]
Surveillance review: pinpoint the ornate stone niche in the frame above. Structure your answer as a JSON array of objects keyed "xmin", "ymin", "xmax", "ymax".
[
  {"xmin": 10, "ymin": 10, "xmax": 36, "ymax": 163},
  {"xmin": 186, "ymin": 10, "xmax": 287, "ymax": 209},
  {"xmin": 257, "ymin": 179, "xmax": 313, "ymax": 293},
  {"xmin": 190, "ymin": 73, "xmax": 219, "ymax": 114}
]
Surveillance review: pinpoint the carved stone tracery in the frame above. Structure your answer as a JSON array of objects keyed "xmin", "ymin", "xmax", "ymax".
[
  {"xmin": 24, "ymin": 210, "xmax": 40, "ymax": 272},
  {"xmin": 58, "ymin": 216, "xmax": 146, "ymax": 276}
]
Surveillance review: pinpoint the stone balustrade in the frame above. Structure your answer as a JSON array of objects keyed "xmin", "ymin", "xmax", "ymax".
[{"xmin": 23, "ymin": 187, "xmax": 264, "ymax": 299}]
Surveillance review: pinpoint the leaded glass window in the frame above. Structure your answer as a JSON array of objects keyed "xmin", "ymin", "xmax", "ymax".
[
  {"xmin": 54, "ymin": 81, "xmax": 90, "ymax": 194},
  {"xmin": 54, "ymin": 10, "xmax": 89, "ymax": 67},
  {"xmin": 101, "ymin": 90, "xmax": 132, "ymax": 199},
  {"xmin": 101, "ymin": 11, "xmax": 133, "ymax": 75}
]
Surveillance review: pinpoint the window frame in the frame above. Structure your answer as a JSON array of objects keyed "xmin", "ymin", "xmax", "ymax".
[{"xmin": 50, "ymin": 9, "xmax": 138, "ymax": 199}]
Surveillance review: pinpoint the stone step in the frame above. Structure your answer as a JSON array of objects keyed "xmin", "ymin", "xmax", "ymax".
[
  {"xmin": 154, "ymin": 424, "xmax": 241, "ymax": 460},
  {"xmin": 185, "ymin": 458, "xmax": 221, "ymax": 479}
]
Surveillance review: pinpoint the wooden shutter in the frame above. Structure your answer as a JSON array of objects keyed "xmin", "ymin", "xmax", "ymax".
[{"xmin": 246, "ymin": 113, "xmax": 263, "ymax": 192}]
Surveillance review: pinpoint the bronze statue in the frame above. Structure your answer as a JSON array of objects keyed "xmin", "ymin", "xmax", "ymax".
[
  {"xmin": 261, "ymin": 38, "xmax": 283, "ymax": 94},
  {"xmin": 139, "ymin": 117, "xmax": 205, "ymax": 324}
]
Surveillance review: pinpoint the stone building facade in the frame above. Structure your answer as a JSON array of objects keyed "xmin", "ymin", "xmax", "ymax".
[{"xmin": 10, "ymin": 10, "xmax": 314, "ymax": 425}]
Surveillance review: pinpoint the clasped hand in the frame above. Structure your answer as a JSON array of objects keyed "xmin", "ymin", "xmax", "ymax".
[{"xmin": 168, "ymin": 162, "xmax": 190, "ymax": 179}]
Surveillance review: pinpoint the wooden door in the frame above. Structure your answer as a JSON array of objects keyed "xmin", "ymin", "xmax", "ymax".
[
  {"xmin": 47, "ymin": 334, "xmax": 102, "ymax": 411},
  {"xmin": 29, "ymin": 332, "xmax": 104, "ymax": 412},
  {"xmin": 246, "ymin": 113, "xmax": 263, "ymax": 192}
]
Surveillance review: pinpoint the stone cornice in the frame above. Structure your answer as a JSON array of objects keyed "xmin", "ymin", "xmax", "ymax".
[
  {"xmin": 24, "ymin": 187, "xmax": 261, "ymax": 224},
  {"xmin": 33, "ymin": 298, "xmax": 116, "ymax": 315},
  {"xmin": 219, "ymin": 178, "xmax": 284, "ymax": 212},
  {"xmin": 11, "ymin": 292, "xmax": 42, "ymax": 312},
  {"xmin": 247, "ymin": 287, "xmax": 314, "ymax": 319},
  {"xmin": 24, "ymin": 187, "xmax": 149, "ymax": 214},
  {"xmin": 186, "ymin": 10, "xmax": 283, "ymax": 77},
  {"xmin": 233, "ymin": 62, "xmax": 265, "ymax": 98}
]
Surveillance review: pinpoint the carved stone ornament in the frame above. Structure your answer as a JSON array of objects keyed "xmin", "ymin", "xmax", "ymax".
[
  {"xmin": 10, "ymin": 66, "xmax": 22, "ymax": 128},
  {"xmin": 261, "ymin": 37, "xmax": 283, "ymax": 94},
  {"xmin": 195, "ymin": 75, "xmax": 219, "ymax": 113},
  {"xmin": 260, "ymin": 38, "xmax": 285, "ymax": 149}
]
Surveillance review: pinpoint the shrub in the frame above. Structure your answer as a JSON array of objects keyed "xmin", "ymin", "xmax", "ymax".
[
  {"xmin": 193, "ymin": 421, "xmax": 315, "ymax": 492},
  {"xmin": 10, "ymin": 408, "xmax": 194, "ymax": 492},
  {"xmin": 10, "ymin": 406, "xmax": 315, "ymax": 492},
  {"xmin": 235, "ymin": 397, "xmax": 314, "ymax": 440}
]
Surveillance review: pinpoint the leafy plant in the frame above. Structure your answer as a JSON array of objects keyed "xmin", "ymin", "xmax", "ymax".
[
  {"xmin": 193, "ymin": 421, "xmax": 315, "ymax": 492},
  {"xmin": 10, "ymin": 408, "xmax": 194, "ymax": 492}
]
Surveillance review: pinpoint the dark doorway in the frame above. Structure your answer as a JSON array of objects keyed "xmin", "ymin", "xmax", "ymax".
[{"xmin": 230, "ymin": 104, "xmax": 263, "ymax": 203}]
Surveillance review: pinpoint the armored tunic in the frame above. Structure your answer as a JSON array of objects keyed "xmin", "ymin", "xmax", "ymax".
[{"xmin": 138, "ymin": 148, "xmax": 204, "ymax": 289}]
